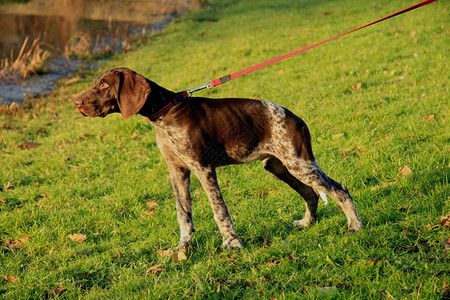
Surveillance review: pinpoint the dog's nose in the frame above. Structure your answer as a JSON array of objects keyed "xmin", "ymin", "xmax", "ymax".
[{"xmin": 74, "ymin": 98, "xmax": 83, "ymax": 109}]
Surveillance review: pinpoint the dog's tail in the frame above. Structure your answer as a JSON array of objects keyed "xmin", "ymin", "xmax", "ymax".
[{"xmin": 318, "ymin": 191, "xmax": 328, "ymax": 205}]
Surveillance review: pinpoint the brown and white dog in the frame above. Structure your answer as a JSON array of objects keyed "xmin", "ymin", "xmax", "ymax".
[{"xmin": 74, "ymin": 67, "xmax": 364, "ymax": 249}]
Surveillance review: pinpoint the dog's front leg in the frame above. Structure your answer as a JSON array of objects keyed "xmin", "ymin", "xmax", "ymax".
[
  {"xmin": 194, "ymin": 167, "xmax": 243, "ymax": 249},
  {"xmin": 168, "ymin": 165, "xmax": 195, "ymax": 250}
]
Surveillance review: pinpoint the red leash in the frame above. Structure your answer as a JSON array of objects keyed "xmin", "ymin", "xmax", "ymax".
[{"xmin": 187, "ymin": 0, "xmax": 437, "ymax": 95}]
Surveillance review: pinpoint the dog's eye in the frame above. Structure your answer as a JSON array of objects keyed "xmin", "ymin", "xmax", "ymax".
[{"xmin": 99, "ymin": 82, "xmax": 110, "ymax": 90}]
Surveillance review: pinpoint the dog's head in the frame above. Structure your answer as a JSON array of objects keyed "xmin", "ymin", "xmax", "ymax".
[{"xmin": 74, "ymin": 68, "xmax": 151, "ymax": 119}]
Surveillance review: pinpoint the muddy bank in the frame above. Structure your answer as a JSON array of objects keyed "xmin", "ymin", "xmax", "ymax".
[{"xmin": 0, "ymin": 0, "xmax": 199, "ymax": 104}]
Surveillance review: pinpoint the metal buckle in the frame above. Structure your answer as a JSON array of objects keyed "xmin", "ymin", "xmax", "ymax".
[{"xmin": 186, "ymin": 80, "xmax": 213, "ymax": 97}]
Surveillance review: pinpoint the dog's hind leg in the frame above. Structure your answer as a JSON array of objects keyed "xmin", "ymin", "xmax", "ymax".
[
  {"xmin": 284, "ymin": 158, "xmax": 364, "ymax": 232},
  {"xmin": 262, "ymin": 156, "xmax": 320, "ymax": 228}
]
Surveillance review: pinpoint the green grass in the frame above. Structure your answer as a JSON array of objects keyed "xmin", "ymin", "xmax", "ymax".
[{"xmin": 1, "ymin": 0, "xmax": 449, "ymax": 298}]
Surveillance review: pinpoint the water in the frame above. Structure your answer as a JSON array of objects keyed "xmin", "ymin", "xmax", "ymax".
[{"xmin": 0, "ymin": 0, "xmax": 194, "ymax": 104}]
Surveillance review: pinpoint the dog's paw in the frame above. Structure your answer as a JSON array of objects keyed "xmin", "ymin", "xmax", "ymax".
[
  {"xmin": 174, "ymin": 238, "xmax": 191, "ymax": 251},
  {"xmin": 291, "ymin": 218, "xmax": 312, "ymax": 228},
  {"xmin": 347, "ymin": 221, "xmax": 365, "ymax": 232},
  {"xmin": 223, "ymin": 236, "xmax": 243, "ymax": 249}
]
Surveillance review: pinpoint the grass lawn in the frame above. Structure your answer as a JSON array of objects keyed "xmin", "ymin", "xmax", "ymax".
[{"xmin": 1, "ymin": 0, "xmax": 448, "ymax": 298}]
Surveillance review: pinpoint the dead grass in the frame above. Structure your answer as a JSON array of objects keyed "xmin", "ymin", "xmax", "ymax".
[{"xmin": 0, "ymin": 36, "xmax": 51, "ymax": 81}]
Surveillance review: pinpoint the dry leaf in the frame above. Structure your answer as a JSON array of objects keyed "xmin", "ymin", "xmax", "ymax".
[
  {"xmin": 3, "ymin": 275, "xmax": 19, "ymax": 283},
  {"xmin": 146, "ymin": 200, "xmax": 158, "ymax": 211},
  {"xmin": 146, "ymin": 263, "xmax": 164, "ymax": 275},
  {"xmin": 0, "ymin": 198, "xmax": 6, "ymax": 203},
  {"xmin": 440, "ymin": 215, "xmax": 450, "ymax": 228},
  {"xmin": 3, "ymin": 181, "xmax": 11, "ymax": 191},
  {"xmin": 259, "ymin": 191, "xmax": 264, "ymax": 198},
  {"xmin": 157, "ymin": 248, "xmax": 173, "ymax": 258},
  {"xmin": 399, "ymin": 165, "xmax": 412, "ymax": 176},
  {"xmin": 145, "ymin": 200, "xmax": 159, "ymax": 218},
  {"xmin": 79, "ymin": 133, "xmax": 92, "ymax": 139},
  {"xmin": 67, "ymin": 233, "xmax": 87, "ymax": 243},
  {"xmin": 262, "ymin": 259, "xmax": 279, "ymax": 267},
  {"xmin": 194, "ymin": 189, "xmax": 202, "ymax": 195},
  {"xmin": 2, "ymin": 234, "xmax": 30, "ymax": 249},
  {"xmin": 48, "ymin": 287, "xmax": 65, "ymax": 297},
  {"xmin": 94, "ymin": 232, "xmax": 105, "ymax": 237},
  {"xmin": 227, "ymin": 253, "xmax": 239, "ymax": 260},
  {"xmin": 18, "ymin": 141, "xmax": 42, "ymax": 150},
  {"xmin": 173, "ymin": 249, "xmax": 187, "ymax": 261},
  {"xmin": 352, "ymin": 83, "xmax": 362, "ymax": 90},
  {"xmin": 423, "ymin": 114, "xmax": 434, "ymax": 120}
]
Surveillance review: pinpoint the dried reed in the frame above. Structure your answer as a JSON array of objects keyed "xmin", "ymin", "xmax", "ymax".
[{"xmin": 0, "ymin": 36, "xmax": 51, "ymax": 81}]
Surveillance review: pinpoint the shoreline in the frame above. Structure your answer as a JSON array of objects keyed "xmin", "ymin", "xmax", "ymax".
[{"xmin": 0, "ymin": 0, "xmax": 200, "ymax": 105}]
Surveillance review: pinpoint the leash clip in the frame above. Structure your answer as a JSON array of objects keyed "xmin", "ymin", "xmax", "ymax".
[{"xmin": 186, "ymin": 80, "xmax": 213, "ymax": 97}]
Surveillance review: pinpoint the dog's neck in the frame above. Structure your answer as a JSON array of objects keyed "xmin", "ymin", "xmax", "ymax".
[{"xmin": 138, "ymin": 81, "xmax": 177, "ymax": 120}]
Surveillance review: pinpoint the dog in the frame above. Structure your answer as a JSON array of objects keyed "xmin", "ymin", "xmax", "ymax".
[{"xmin": 74, "ymin": 67, "xmax": 364, "ymax": 249}]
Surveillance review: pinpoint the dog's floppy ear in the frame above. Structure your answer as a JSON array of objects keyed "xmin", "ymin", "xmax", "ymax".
[{"xmin": 113, "ymin": 68, "xmax": 151, "ymax": 119}]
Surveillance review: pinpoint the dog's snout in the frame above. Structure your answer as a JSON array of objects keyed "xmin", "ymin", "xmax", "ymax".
[{"xmin": 74, "ymin": 98, "xmax": 83, "ymax": 108}]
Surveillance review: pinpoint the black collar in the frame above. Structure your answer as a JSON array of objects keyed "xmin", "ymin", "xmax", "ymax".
[{"xmin": 147, "ymin": 90, "xmax": 189, "ymax": 121}]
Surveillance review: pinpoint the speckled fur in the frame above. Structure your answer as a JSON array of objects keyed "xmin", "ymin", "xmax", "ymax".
[{"xmin": 74, "ymin": 68, "xmax": 364, "ymax": 250}]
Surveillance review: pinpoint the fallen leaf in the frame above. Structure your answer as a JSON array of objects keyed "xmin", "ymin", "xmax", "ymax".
[
  {"xmin": 146, "ymin": 263, "xmax": 164, "ymax": 275},
  {"xmin": 67, "ymin": 233, "xmax": 87, "ymax": 243},
  {"xmin": 146, "ymin": 200, "xmax": 158, "ymax": 211},
  {"xmin": 94, "ymin": 232, "xmax": 105, "ymax": 237},
  {"xmin": 0, "ymin": 198, "xmax": 5, "ymax": 203},
  {"xmin": 410, "ymin": 30, "xmax": 416, "ymax": 37},
  {"xmin": 3, "ymin": 275, "xmax": 19, "ymax": 283},
  {"xmin": 262, "ymin": 259, "xmax": 279, "ymax": 267},
  {"xmin": 157, "ymin": 248, "xmax": 173, "ymax": 258},
  {"xmin": 18, "ymin": 141, "xmax": 42, "ymax": 149},
  {"xmin": 3, "ymin": 181, "xmax": 11, "ymax": 191},
  {"xmin": 2, "ymin": 234, "xmax": 30, "ymax": 249},
  {"xmin": 259, "ymin": 191, "xmax": 264, "ymax": 198},
  {"xmin": 227, "ymin": 253, "xmax": 239, "ymax": 260},
  {"xmin": 173, "ymin": 249, "xmax": 187, "ymax": 261},
  {"xmin": 79, "ymin": 133, "xmax": 92, "ymax": 139},
  {"xmin": 194, "ymin": 189, "xmax": 202, "ymax": 195},
  {"xmin": 423, "ymin": 114, "xmax": 434, "ymax": 120},
  {"xmin": 399, "ymin": 165, "xmax": 412, "ymax": 176},
  {"xmin": 440, "ymin": 215, "xmax": 450, "ymax": 228},
  {"xmin": 352, "ymin": 82, "xmax": 362, "ymax": 90},
  {"xmin": 145, "ymin": 200, "xmax": 159, "ymax": 218}
]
